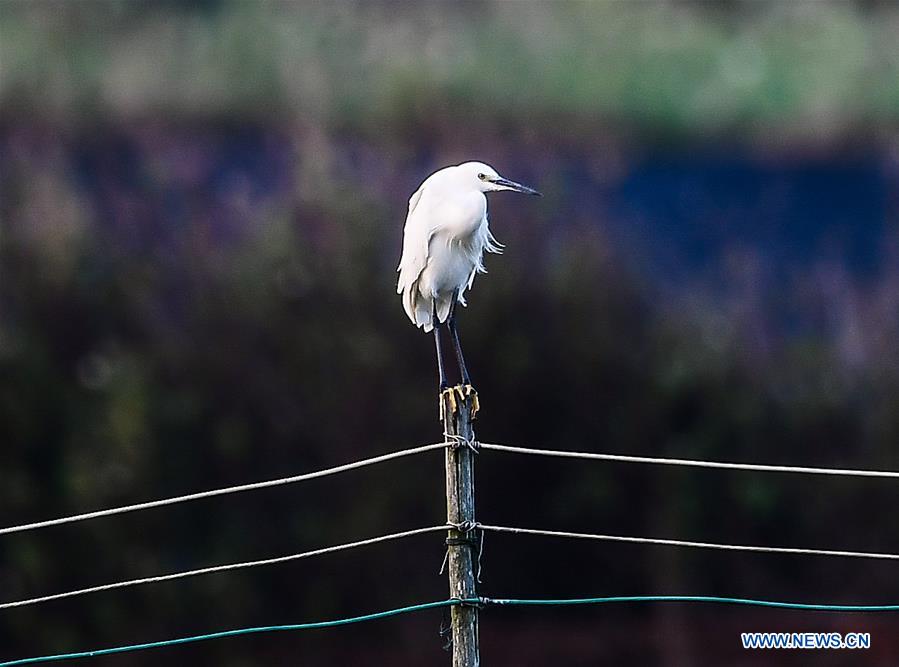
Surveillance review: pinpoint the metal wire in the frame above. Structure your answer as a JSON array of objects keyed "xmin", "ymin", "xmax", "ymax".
[
  {"xmin": 479, "ymin": 442, "xmax": 899, "ymax": 478},
  {"xmin": 5, "ymin": 439, "xmax": 896, "ymax": 539},
  {"xmin": 0, "ymin": 443, "xmax": 447, "ymax": 537},
  {"xmin": 5, "ymin": 437, "xmax": 899, "ymax": 664},
  {"xmin": 0, "ymin": 526, "xmax": 449, "ymax": 610},
  {"xmin": 480, "ymin": 524, "xmax": 899, "ymax": 560},
  {"xmin": 0, "ymin": 599, "xmax": 472, "ymax": 666},
  {"xmin": 4, "ymin": 595, "xmax": 899, "ymax": 666},
  {"xmin": 483, "ymin": 596, "xmax": 899, "ymax": 611}
]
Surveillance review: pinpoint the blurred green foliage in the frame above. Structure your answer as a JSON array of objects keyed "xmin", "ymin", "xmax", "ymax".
[{"xmin": 3, "ymin": 1, "xmax": 899, "ymax": 136}]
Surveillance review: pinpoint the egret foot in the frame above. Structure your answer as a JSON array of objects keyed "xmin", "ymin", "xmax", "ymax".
[
  {"xmin": 439, "ymin": 385, "xmax": 457, "ymax": 422},
  {"xmin": 438, "ymin": 384, "xmax": 479, "ymax": 422},
  {"xmin": 459, "ymin": 384, "xmax": 479, "ymax": 420}
]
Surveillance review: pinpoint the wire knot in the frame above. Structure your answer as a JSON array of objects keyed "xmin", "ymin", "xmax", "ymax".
[
  {"xmin": 450, "ymin": 596, "xmax": 486, "ymax": 609},
  {"xmin": 442, "ymin": 432, "xmax": 480, "ymax": 453},
  {"xmin": 440, "ymin": 522, "xmax": 484, "ymax": 582},
  {"xmin": 450, "ymin": 520, "xmax": 480, "ymax": 533}
]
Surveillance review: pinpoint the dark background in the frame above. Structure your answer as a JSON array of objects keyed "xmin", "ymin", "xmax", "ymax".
[{"xmin": 2, "ymin": 1, "xmax": 898, "ymax": 665}]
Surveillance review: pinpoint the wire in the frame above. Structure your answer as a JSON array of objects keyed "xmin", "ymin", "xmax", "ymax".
[
  {"xmin": 0, "ymin": 526, "xmax": 448, "ymax": 610},
  {"xmin": 5, "ymin": 595, "xmax": 899, "ymax": 666},
  {"xmin": 479, "ymin": 442, "xmax": 899, "ymax": 479},
  {"xmin": 0, "ymin": 443, "xmax": 447, "ymax": 537},
  {"xmin": 483, "ymin": 596, "xmax": 899, "ymax": 612},
  {"xmin": 0, "ymin": 599, "xmax": 471, "ymax": 666},
  {"xmin": 5, "ymin": 436, "xmax": 897, "ymax": 663},
  {"xmin": 7, "ymin": 439, "xmax": 893, "ymax": 538},
  {"xmin": 479, "ymin": 524, "xmax": 899, "ymax": 560}
]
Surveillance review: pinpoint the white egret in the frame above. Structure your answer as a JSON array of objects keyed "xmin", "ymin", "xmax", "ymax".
[{"xmin": 397, "ymin": 161, "xmax": 540, "ymax": 396}]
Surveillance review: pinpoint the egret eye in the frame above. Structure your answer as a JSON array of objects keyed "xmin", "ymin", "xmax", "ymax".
[{"xmin": 477, "ymin": 173, "xmax": 486, "ymax": 181}]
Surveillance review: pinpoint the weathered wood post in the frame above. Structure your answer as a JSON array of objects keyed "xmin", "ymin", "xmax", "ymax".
[{"xmin": 441, "ymin": 386, "xmax": 480, "ymax": 667}]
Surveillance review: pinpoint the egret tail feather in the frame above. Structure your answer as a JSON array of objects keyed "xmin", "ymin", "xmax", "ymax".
[
  {"xmin": 435, "ymin": 295, "xmax": 452, "ymax": 328},
  {"xmin": 409, "ymin": 287, "xmax": 433, "ymax": 332}
]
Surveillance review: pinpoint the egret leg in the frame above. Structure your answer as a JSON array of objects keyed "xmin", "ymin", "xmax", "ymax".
[
  {"xmin": 433, "ymin": 303, "xmax": 449, "ymax": 391},
  {"xmin": 447, "ymin": 298, "xmax": 479, "ymax": 419},
  {"xmin": 447, "ymin": 303, "xmax": 471, "ymax": 386}
]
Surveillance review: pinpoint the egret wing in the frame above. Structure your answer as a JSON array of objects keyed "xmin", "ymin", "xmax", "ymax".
[{"xmin": 397, "ymin": 185, "xmax": 436, "ymax": 325}]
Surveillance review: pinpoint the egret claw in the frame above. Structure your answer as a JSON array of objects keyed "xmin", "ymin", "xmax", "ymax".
[
  {"xmin": 466, "ymin": 385, "xmax": 480, "ymax": 419},
  {"xmin": 439, "ymin": 386, "xmax": 458, "ymax": 421},
  {"xmin": 438, "ymin": 384, "xmax": 479, "ymax": 421}
]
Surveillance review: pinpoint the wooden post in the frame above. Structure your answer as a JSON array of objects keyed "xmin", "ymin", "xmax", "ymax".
[{"xmin": 442, "ymin": 386, "xmax": 479, "ymax": 667}]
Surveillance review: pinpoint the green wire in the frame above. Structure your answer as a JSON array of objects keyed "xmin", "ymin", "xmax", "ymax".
[
  {"xmin": 484, "ymin": 596, "xmax": 899, "ymax": 612},
  {"xmin": 0, "ymin": 599, "xmax": 468, "ymax": 666},
  {"xmin": 4, "ymin": 596, "xmax": 898, "ymax": 666}
]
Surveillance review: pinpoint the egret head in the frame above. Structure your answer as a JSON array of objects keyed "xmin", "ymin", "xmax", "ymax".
[{"xmin": 457, "ymin": 161, "xmax": 541, "ymax": 196}]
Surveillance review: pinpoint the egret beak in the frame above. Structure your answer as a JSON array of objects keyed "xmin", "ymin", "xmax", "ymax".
[{"xmin": 492, "ymin": 176, "xmax": 542, "ymax": 196}]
